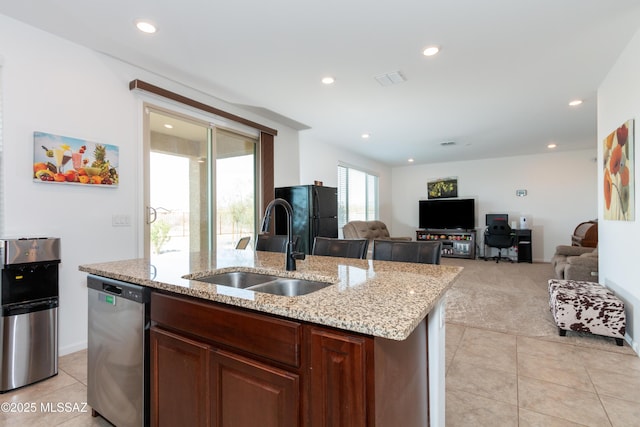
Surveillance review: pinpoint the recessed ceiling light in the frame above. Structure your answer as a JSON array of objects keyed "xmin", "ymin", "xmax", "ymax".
[
  {"xmin": 361, "ymin": 133, "xmax": 370, "ymax": 139},
  {"xmin": 423, "ymin": 46, "xmax": 440, "ymax": 57},
  {"xmin": 164, "ymin": 124, "xmax": 173, "ymax": 129},
  {"xmin": 547, "ymin": 143, "xmax": 557, "ymax": 149},
  {"xmin": 321, "ymin": 76, "xmax": 335, "ymax": 85},
  {"xmin": 408, "ymin": 158, "xmax": 415, "ymax": 163},
  {"xmin": 135, "ymin": 20, "xmax": 157, "ymax": 34},
  {"xmin": 568, "ymin": 99, "xmax": 583, "ymax": 107}
]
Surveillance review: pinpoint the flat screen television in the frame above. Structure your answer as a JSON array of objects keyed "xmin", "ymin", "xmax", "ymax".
[{"xmin": 419, "ymin": 199, "xmax": 475, "ymax": 230}]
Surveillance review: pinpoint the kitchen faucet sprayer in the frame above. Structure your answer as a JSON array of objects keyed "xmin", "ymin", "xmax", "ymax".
[{"xmin": 261, "ymin": 198, "xmax": 305, "ymax": 271}]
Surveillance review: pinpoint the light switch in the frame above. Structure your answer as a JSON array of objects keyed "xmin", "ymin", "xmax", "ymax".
[{"xmin": 112, "ymin": 214, "xmax": 131, "ymax": 227}]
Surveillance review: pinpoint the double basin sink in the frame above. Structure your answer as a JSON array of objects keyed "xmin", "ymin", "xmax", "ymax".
[{"xmin": 186, "ymin": 271, "xmax": 332, "ymax": 297}]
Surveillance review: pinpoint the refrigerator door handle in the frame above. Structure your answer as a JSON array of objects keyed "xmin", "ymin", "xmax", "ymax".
[{"xmin": 312, "ymin": 187, "xmax": 319, "ymax": 218}]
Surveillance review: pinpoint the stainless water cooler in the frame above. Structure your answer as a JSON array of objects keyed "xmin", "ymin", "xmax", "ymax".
[{"xmin": 0, "ymin": 237, "xmax": 60, "ymax": 393}]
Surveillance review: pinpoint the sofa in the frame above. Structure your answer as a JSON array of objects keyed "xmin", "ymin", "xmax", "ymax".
[
  {"xmin": 342, "ymin": 220, "xmax": 411, "ymax": 258},
  {"xmin": 343, "ymin": 220, "xmax": 411, "ymax": 241},
  {"xmin": 551, "ymin": 245, "xmax": 598, "ymax": 282}
]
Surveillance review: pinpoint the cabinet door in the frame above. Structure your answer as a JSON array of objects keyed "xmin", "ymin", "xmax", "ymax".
[
  {"xmin": 150, "ymin": 327, "xmax": 211, "ymax": 427},
  {"xmin": 211, "ymin": 349, "xmax": 299, "ymax": 427},
  {"xmin": 308, "ymin": 327, "xmax": 370, "ymax": 426}
]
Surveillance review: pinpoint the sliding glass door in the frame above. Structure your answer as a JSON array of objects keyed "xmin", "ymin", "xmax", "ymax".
[
  {"xmin": 215, "ymin": 128, "xmax": 257, "ymax": 250},
  {"xmin": 144, "ymin": 107, "xmax": 258, "ymax": 259}
]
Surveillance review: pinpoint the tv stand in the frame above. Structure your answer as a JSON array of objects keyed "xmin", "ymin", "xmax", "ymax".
[{"xmin": 416, "ymin": 229, "xmax": 476, "ymax": 259}]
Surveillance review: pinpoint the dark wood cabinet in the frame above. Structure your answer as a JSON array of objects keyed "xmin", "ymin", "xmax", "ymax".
[
  {"xmin": 150, "ymin": 291, "xmax": 430, "ymax": 426},
  {"xmin": 211, "ymin": 349, "xmax": 299, "ymax": 427},
  {"xmin": 150, "ymin": 326, "xmax": 211, "ymax": 427},
  {"xmin": 151, "ymin": 292, "xmax": 302, "ymax": 427},
  {"xmin": 307, "ymin": 327, "xmax": 371, "ymax": 426}
]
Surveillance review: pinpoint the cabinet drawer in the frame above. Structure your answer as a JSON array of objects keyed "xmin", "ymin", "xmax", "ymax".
[{"xmin": 151, "ymin": 292, "xmax": 302, "ymax": 367}]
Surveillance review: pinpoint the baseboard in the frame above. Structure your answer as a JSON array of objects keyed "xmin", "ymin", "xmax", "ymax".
[
  {"xmin": 60, "ymin": 340, "xmax": 87, "ymax": 357},
  {"xmin": 625, "ymin": 333, "xmax": 639, "ymax": 357}
]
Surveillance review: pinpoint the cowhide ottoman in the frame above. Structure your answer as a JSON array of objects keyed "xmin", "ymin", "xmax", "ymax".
[{"xmin": 548, "ymin": 279, "xmax": 626, "ymax": 346}]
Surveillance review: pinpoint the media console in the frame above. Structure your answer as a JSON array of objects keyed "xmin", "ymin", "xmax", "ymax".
[{"xmin": 416, "ymin": 229, "xmax": 476, "ymax": 259}]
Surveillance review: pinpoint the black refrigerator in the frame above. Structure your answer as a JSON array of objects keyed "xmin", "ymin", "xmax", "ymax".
[{"xmin": 274, "ymin": 185, "xmax": 338, "ymax": 254}]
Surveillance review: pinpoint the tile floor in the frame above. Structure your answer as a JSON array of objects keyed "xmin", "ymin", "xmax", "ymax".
[
  {"xmin": 445, "ymin": 323, "xmax": 640, "ymax": 426},
  {"xmin": 1, "ymin": 301, "xmax": 639, "ymax": 426},
  {"xmin": 0, "ymin": 349, "xmax": 110, "ymax": 426}
]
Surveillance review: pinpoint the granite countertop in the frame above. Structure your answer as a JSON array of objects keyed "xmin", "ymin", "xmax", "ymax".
[{"xmin": 79, "ymin": 250, "xmax": 463, "ymax": 341}]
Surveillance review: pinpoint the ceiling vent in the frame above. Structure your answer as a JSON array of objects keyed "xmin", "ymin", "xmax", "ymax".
[
  {"xmin": 440, "ymin": 141, "xmax": 456, "ymax": 146},
  {"xmin": 374, "ymin": 71, "xmax": 406, "ymax": 86}
]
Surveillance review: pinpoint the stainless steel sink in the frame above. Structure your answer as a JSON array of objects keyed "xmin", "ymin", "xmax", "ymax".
[
  {"xmin": 190, "ymin": 271, "xmax": 281, "ymax": 288},
  {"xmin": 187, "ymin": 271, "xmax": 332, "ymax": 296},
  {"xmin": 247, "ymin": 278, "xmax": 332, "ymax": 296}
]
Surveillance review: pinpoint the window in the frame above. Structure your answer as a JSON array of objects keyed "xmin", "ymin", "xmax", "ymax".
[{"xmin": 338, "ymin": 165, "xmax": 379, "ymax": 234}]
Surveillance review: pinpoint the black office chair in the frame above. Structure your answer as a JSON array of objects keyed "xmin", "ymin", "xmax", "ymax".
[
  {"xmin": 311, "ymin": 237, "xmax": 369, "ymax": 259},
  {"xmin": 235, "ymin": 236, "xmax": 251, "ymax": 250},
  {"xmin": 255, "ymin": 234, "xmax": 299, "ymax": 253},
  {"xmin": 484, "ymin": 219, "xmax": 516, "ymax": 263},
  {"xmin": 372, "ymin": 240, "xmax": 442, "ymax": 265}
]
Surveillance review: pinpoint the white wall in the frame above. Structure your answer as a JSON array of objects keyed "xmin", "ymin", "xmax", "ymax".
[
  {"xmin": 391, "ymin": 150, "xmax": 598, "ymax": 262},
  {"xmin": 0, "ymin": 14, "xmax": 299, "ymax": 355},
  {"xmin": 598, "ymin": 26, "xmax": 640, "ymax": 353},
  {"xmin": 298, "ymin": 134, "xmax": 394, "ymax": 228}
]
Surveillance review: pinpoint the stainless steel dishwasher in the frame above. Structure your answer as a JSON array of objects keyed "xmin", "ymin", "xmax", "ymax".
[{"xmin": 87, "ymin": 274, "xmax": 150, "ymax": 427}]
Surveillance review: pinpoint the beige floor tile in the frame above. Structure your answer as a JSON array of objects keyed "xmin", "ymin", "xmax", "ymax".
[
  {"xmin": 518, "ymin": 408, "xmax": 591, "ymax": 426},
  {"xmin": 446, "ymin": 358, "xmax": 518, "ymax": 405},
  {"xmin": 587, "ymin": 367, "xmax": 640, "ymax": 403},
  {"xmin": 59, "ymin": 350, "xmax": 88, "ymax": 385},
  {"xmin": 518, "ymin": 353, "xmax": 595, "ymax": 392},
  {"xmin": 580, "ymin": 347, "xmax": 640, "ymax": 375},
  {"xmin": 600, "ymin": 395, "xmax": 640, "ymax": 427},
  {"xmin": 517, "ymin": 336, "xmax": 584, "ymax": 365},
  {"xmin": 445, "ymin": 346, "xmax": 456, "ymax": 374},
  {"xmin": 461, "ymin": 326, "xmax": 517, "ymax": 349},
  {"xmin": 445, "ymin": 388, "xmax": 518, "ymax": 427},
  {"xmin": 451, "ymin": 338, "xmax": 517, "ymax": 374},
  {"xmin": 518, "ymin": 376, "xmax": 611, "ymax": 427},
  {"xmin": 0, "ymin": 382, "xmax": 89, "ymax": 427},
  {"xmin": 446, "ymin": 322, "xmax": 465, "ymax": 348},
  {"xmin": 0, "ymin": 370, "xmax": 78, "ymax": 403},
  {"xmin": 56, "ymin": 412, "xmax": 113, "ymax": 426},
  {"xmin": 445, "ymin": 323, "xmax": 465, "ymax": 374}
]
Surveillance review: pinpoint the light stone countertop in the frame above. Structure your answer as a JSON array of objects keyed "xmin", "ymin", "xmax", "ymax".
[{"xmin": 79, "ymin": 250, "xmax": 463, "ymax": 341}]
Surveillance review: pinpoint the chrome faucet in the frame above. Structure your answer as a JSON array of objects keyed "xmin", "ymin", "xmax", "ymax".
[{"xmin": 261, "ymin": 198, "xmax": 305, "ymax": 271}]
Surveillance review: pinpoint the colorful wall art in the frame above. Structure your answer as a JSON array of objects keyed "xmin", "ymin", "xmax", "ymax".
[
  {"xmin": 33, "ymin": 131, "xmax": 119, "ymax": 187},
  {"xmin": 603, "ymin": 119, "xmax": 634, "ymax": 221}
]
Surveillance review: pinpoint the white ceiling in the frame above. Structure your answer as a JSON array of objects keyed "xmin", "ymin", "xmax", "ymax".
[{"xmin": 2, "ymin": 0, "xmax": 640, "ymax": 166}]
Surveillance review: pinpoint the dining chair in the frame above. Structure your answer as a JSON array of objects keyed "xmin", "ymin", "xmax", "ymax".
[
  {"xmin": 372, "ymin": 240, "xmax": 442, "ymax": 264},
  {"xmin": 311, "ymin": 237, "xmax": 368, "ymax": 259}
]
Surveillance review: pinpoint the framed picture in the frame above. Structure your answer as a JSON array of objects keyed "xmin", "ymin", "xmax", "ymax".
[
  {"xmin": 33, "ymin": 132, "xmax": 119, "ymax": 187},
  {"xmin": 427, "ymin": 177, "xmax": 458, "ymax": 199},
  {"xmin": 603, "ymin": 119, "xmax": 634, "ymax": 221}
]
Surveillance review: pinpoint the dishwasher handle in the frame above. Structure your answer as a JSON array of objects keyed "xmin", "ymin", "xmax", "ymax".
[{"xmin": 103, "ymin": 284, "xmax": 122, "ymax": 295}]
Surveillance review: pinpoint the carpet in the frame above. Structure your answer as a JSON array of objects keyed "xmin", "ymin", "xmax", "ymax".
[{"xmin": 441, "ymin": 258, "xmax": 635, "ymax": 355}]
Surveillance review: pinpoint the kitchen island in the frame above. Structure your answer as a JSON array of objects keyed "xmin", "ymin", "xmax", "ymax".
[{"xmin": 80, "ymin": 250, "xmax": 462, "ymax": 427}]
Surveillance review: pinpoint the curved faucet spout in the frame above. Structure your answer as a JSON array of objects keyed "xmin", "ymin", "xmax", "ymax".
[{"xmin": 261, "ymin": 198, "xmax": 305, "ymax": 271}]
